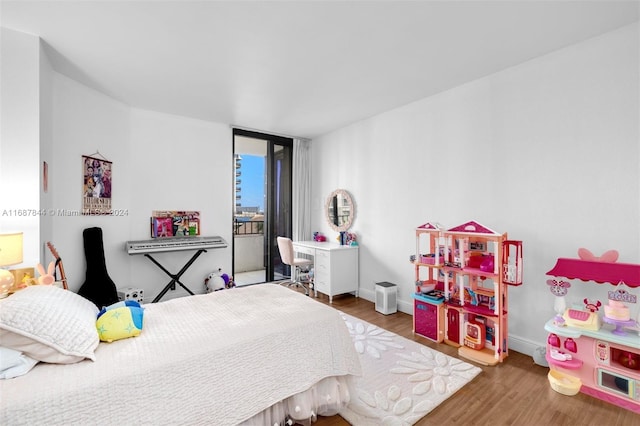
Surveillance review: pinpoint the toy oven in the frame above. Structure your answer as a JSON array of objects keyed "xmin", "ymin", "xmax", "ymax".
[
  {"xmin": 597, "ymin": 369, "xmax": 640, "ymax": 401},
  {"xmin": 463, "ymin": 321, "xmax": 485, "ymax": 350}
]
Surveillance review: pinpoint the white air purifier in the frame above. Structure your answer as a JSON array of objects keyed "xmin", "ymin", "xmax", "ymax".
[{"xmin": 375, "ymin": 282, "xmax": 397, "ymax": 315}]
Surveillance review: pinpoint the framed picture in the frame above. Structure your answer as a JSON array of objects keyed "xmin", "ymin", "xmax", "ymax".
[{"xmin": 82, "ymin": 154, "xmax": 112, "ymax": 215}]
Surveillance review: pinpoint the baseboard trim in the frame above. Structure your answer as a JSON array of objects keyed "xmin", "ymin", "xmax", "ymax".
[
  {"xmin": 358, "ymin": 288, "xmax": 542, "ymax": 358},
  {"xmin": 507, "ymin": 335, "xmax": 542, "ymax": 358}
]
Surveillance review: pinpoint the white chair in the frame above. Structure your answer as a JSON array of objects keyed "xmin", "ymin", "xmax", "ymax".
[{"xmin": 277, "ymin": 236, "xmax": 313, "ymax": 295}]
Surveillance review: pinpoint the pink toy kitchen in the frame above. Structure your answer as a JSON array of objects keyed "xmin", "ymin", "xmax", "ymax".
[{"xmin": 544, "ymin": 249, "xmax": 640, "ymax": 414}]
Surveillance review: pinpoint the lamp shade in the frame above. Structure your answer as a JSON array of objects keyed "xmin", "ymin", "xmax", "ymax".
[{"xmin": 0, "ymin": 232, "xmax": 23, "ymax": 267}]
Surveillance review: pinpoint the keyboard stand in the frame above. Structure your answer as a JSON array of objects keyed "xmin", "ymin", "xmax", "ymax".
[{"xmin": 144, "ymin": 249, "xmax": 207, "ymax": 303}]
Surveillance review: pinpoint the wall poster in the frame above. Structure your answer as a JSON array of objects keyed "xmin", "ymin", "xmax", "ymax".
[{"xmin": 82, "ymin": 154, "xmax": 112, "ymax": 215}]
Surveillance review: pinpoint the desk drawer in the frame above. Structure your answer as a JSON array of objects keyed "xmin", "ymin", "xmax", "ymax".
[
  {"xmin": 294, "ymin": 245, "xmax": 315, "ymax": 256},
  {"xmin": 315, "ymin": 278, "xmax": 329, "ymax": 293},
  {"xmin": 315, "ymin": 250, "xmax": 330, "ymax": 267},
  {"xmin": 314, "ymin": 262, "xmax": 329, "ymax": 281}
]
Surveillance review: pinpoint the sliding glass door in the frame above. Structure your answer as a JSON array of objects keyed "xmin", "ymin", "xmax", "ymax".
[{"xmin": 232, "ymin": 129, "xmax": 292, "ymax": 285}]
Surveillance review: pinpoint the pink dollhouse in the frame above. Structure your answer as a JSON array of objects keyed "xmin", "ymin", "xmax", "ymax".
[{"xmin": 412, "ymin": 220, "xmax": 523, "ymax": 366}]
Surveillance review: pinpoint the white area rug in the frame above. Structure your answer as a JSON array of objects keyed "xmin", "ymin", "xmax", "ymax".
[{"xmin": 338, "ymin": 312, "xmax": 482, "ymax": 426}]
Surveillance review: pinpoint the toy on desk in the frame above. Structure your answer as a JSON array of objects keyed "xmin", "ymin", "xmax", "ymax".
[
  {"xmin": 337, "ymin": 231, "xmax": 357, "ymax": 246},
  {"xmin": 36, "ymin": 262, "xmax": 55, "ymax": 285},
  {"xmin": 547, "ymin": 279, "xmax": 571, "ymax": 326},
  {"xmin": 313, "ymin": 232, "xmax": 326, "ymax": 242},
  {"xmin": 96, "ymin": 300, "xmax": 144, "ymax": 342}
]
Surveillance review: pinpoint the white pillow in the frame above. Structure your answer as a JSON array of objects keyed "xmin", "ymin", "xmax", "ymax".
[
  {"xmin": 0, "ymin": 346, "xmax": 39, "ymax": 379},
  {"xmin": 0, "ymin": 285, "xmax": 99, "ymax": 363}
]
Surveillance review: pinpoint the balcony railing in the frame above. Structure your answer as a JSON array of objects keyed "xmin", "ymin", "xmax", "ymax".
[{"xmin": 234, "ymin": 218, "xmax": 264, "ymax": 235}]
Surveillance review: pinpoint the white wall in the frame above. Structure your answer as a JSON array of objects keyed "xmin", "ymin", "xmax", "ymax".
[
  {"xmin": 125, "ymin": 108, "xmax": 232, "ymax": 297},
  {"xmin": 39, "ymin": 36, "xmax": 54, "ymax": 263},
  {"xmin": 50, "ymin": 73, "xmax": 132, "ymax": 291},
  {"xmin": 310, "ymin": 23, "xmax": 639, "ymax": 355},
  {"xmin": 49, "ymin": 76, "xmax": 233, "ymax": 300},
  {"xmin": 0, "ymin": 28, "xmax": 41, "ymax": 267},
  {"xmin": 1, "ymin": 28, "xmax": 234, "ymax": 303}
]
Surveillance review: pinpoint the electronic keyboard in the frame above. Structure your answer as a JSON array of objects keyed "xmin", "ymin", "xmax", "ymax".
[{"xmin": 126, "ymin": 236, "xmax": 227, "ymax": 254}]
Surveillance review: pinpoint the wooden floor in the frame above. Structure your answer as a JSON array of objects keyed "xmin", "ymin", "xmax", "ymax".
[{"xmin": 292, "ymin": 289, "xmax": 639, "ymax": 426}]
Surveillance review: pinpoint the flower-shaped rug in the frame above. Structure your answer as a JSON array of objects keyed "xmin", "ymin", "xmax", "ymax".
[{"xmin": 338, "ymin": 312, "xmax": 482, "ymax": 426}]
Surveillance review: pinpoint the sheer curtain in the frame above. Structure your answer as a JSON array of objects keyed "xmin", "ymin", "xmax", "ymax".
[{"xmin": 292, "ymin": 138, "xmax": 311, "ymax": 241}]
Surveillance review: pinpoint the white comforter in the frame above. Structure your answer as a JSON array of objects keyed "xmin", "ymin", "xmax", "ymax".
[{"xmin": 0, "ymin": 284, "xmax": 361, "ymax": 425}]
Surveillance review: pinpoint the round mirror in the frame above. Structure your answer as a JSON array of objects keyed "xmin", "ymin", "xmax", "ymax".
[{"xmin": 326, "ymin": 189, "xmax": 355, "ymax": 232}]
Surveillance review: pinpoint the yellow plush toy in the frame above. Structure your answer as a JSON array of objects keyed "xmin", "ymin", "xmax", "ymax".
[{"xmin": 96, "ymin": 301, "xmax": 144, "ymax": 343}]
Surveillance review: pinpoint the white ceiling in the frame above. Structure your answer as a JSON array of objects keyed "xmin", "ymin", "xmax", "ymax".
[{"xmin": 2, "ymin": 1, "xmax": 638, "ymax": 139}]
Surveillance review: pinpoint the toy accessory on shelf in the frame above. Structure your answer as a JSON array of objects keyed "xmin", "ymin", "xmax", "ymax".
[
  {"xmin": 15, "ymin": 272, "xmax": 37, "ymax": 290},
  {"xmin": 463, "ymin": 319, "xmax": 486, "ymax": 350},
  {"xmin": 547, "ymin": 279, "xmax": 571, "ymax": 326},
  {"xmin": 563, "ymin": 306, "xmax": 601, "ymax": 331},
  {"xmin": 550, "ymin": 348, "xmax": 573, "ymax": 362},
  {"xmin": 548, "ymin": 370, "xmax": 582, "ymax": 396},
  {"xmin": 583, "ymin": 298, "xmax": 601, "ymax": 313},
  {"xmin": 502, "ymin": 240, "xmax": 523, "ymax": 285},
  {"xmin": 602, "ymin": 286, "xmax": 637, "ymax": 335},
  {"xmin": 604, "ymin": 300, "xmax": 630, "ymax": 321},
  {"xmin": 564, "ymin": 338, "xmax": 577, "ymax": 353}
]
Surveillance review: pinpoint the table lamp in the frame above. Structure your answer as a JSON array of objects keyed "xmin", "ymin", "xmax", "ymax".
[{"xmin": 0, "ymin": 232, "xmax": 23, "ymax": 298}]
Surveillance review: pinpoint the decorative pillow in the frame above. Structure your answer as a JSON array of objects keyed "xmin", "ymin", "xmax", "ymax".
[
  {"xmin": 0, "ymin": 285, "xmax": 99, "ymax": 363},
  {"xmin": 96, "ymin": 300, "xmax": 144, "ymax": 342}
]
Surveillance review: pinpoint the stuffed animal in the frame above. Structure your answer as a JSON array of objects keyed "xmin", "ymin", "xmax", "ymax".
[
  {"xmin": 96, "ymin": 300, "xmax": 144, "ymax": 343},
  {"xmin": 204, "ymin": 269, "xmax": 235, "ymax": 293},
  {"xmin": 36, "ymin": 262, "xmax": 55, "ymax": 285}
]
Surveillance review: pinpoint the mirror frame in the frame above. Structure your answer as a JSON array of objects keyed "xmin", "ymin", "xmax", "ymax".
[{"xmin": 325, "ymin": 189, "xmax": 355, "ymax": 232}]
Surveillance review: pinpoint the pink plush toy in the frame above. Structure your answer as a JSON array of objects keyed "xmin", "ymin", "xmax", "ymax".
[{"xmin": 36, "ymin": 262, "xmax": 55, "ymax": 285}]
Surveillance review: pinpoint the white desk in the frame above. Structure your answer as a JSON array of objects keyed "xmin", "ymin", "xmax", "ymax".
[{"xmin": 292, "ymin": 240, "xmax": 359, "ymax": 303}]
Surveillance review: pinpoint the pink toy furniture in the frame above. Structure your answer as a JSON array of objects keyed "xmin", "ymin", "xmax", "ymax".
[
  {"xmin": 412, "ymin": 221, "xmax": 523, "ymax": 365},
  {"xmin": 544, "ymin": 253, "xmax": 640, "ymax": 413}
]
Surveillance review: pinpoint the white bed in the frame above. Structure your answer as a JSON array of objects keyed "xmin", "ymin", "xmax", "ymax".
[{"xmin": 0, "ymin": 284, "xmax": 361, "ymax": 425}]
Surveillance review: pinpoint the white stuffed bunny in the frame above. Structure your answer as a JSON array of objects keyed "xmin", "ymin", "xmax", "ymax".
[{"xmin": 36, "ymin": 262, "xmax": 55, "ymax": 285}]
